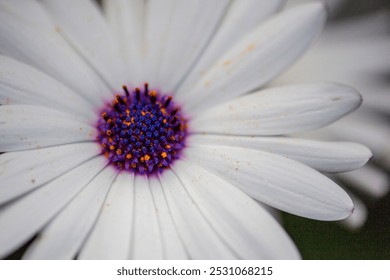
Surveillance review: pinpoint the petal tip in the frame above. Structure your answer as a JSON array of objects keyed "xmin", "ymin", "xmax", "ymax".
[
  {"xmin": 328, "ymin": 83, "xmax": 363, "ymax": 112},
  {"xmin": 290, "ymin": 2, "xmax": 327, "ymax": 33},
  {"xmin": 353, "ymin": 143, "xmax": 373, "ymax": 166},
  {"xmin": 368, "ymin": 150, "xmax": 374, "ymax": 161},
  {"xmin": 342, "ymin": 197, "xmax": 355, "ymax": 220},
  {"xmin": 300, "ymin": 1, "xmax": 327, "ymax": 21}
]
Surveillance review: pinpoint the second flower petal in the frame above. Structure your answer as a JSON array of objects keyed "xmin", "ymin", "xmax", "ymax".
[
  {"xmin": 186, "ymin": 145, "xmax": 354, "ymax": 221},
  {"xmin": 189, "ymin": 135, "xmax": 372, "ymax": 173},
  {"xmin": 191, "ymin": 83, "xmax": 361, "ymax": 135}
]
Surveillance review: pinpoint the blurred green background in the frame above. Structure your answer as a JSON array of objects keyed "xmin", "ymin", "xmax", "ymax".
[{"xmin": 283, "ymin": 194, "xmax": 390, "ymax": 259}]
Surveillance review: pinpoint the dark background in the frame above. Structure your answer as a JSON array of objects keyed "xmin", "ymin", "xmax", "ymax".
[
  {"xmin": 283, "ymin": 194, "xmax": 390, "ymax": 259},
  {"xmin": 330, "ymin": 0, "xmax": 390, "ymax": 21}
]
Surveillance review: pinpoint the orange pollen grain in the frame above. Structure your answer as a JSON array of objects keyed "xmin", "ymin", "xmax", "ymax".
[
  {"xmin": 109, "ymin": 145, "xmax": 115, "ymax": 151},
  {"xmin": 161, "ymin": 152, "xmax": 167, "ymax": 158},
  {"xmin": 116, "ymin": 149, "xmax": 122, "ymax": 155},
  {"xmin": 126, "ymin": 153, "xmax": 132, "ymax": 159},
  {"xmin": 144, "ymin": 154, "xmax": 151, "ymax": 161}
]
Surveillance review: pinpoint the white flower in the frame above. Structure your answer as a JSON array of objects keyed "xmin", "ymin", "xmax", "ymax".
[
  {"xmin": 274, "ymin": 10, "xmax": 390, "ymax": 229},
  {"xmin": 0, "ymin": 0, "xmax": 371, "ymax": 259}
]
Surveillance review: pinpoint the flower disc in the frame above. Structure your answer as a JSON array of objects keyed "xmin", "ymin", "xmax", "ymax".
[{"xmin": 96, "ymin": 84, "xmax": 187, "ymax": 174}]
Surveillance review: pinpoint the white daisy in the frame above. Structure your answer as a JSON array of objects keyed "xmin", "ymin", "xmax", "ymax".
[
  {"xmin": 274, "ymin": 7, "xmax": 390, "ymax": 229},
  {"xmin": 0, "ymin": 0, "xmax": 372, "ymax": 259}
]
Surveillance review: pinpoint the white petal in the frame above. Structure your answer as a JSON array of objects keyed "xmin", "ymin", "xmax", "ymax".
[
  {"xmin": 159, "ymin": 168, "xmax": 236, "ymax": 259},
  {"xmin": 336, "ymin": 166, "xmax": 389, "ymax": 199},
  {"xmin": 130, "ymin": 175, "xmax": 164, "ymax": 259},
  {"xmin": 40, "ymin": 0, "xmax": 127, "ymax": 88},
  {"xmin": 78, "ymin": 172, "xmax": 134, "ymax": 260},
  {"xmin": 189, "ymin": 135, "xmax": 372, "ymax": 173},
  {"xmin": 257, "ymin": 201, "xmax": 283, "ymax": 224},
  {"xmin": 0, "ymin": 1, "xmax": 110, "ymax": 105},
  {"xmin": 148, "ymin": 177, "xmax": 188, "ymax": 259},
  {"xmin": 102, "ymin": 0, "xmax": 145, "ymax": 86},
  {"xmin": 142, "ymin": 0, "xmax": 228, "ymax": 89},
  {"xmin": 191, "ymin": 83, "xmax": 362, "ymax": 135},
  {"xmin": 0, "ymin": 55, "xmax": 95, "ymax": 121},
  {"xmin": 186, "ymin": 145, "xmax": 354, "ymax": 220},
  {"xmin": 323, "ymin": 113, "xmax": 390, "ymax": 162},
  {"xmin": 0, "ymin": 143, "xmax": 101, "ymax": 205},
  {"xmin": 0, "ymin": 105, "xmax": 96, "ymax": 152},
  {"xmin": 142, "ymin": 0, "xmax": 176, "ymax": 86},
  {"xmin": 339, "ymin": 193, "xmax": 367, "ymax": 230},
  {"xmin": 179, "ymin": 3, "xmax": 326, "ymax": 113},
  {"xmin": 173, "ymin": 160, "xmax": 300, "ymax": 259},
  {"xmin": 285, "ymin": 0, "xmax": 344, "ymax": 15},
  {"xmin": 272, "ymin": 11, "xmax": 390, "ymax": 115},
  {"xmin": 300, "ymin": 111, "xmax": 390, "ymax": 167},
  {"xmin": 0, "ymin": 156, "xmax": 106, "ymax": 259},
  {"xmin": 177, "ymin": 0, "xmax": 284, "ymax": 95},
  {"xmin": 23, "ymin": 166, "xmax": 117, "ymax": 259},
  {"xmin": 153, "ymin": 0, "xmax": 230, "ymax": 92},
  {"xmin": 274, "ymin": 13, "xmax": 390, "ymax": 112}
]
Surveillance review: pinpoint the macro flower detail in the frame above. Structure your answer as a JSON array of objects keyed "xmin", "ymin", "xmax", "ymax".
[
  {"xmin": 96, "ymin": 84, "xmax": 187, "ymax": 174},
  {"xmin": 0, "ymin": 0, "xmax": 372, "ymax": 259}
]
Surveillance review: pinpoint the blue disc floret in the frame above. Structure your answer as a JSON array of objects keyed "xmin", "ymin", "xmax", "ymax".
[{"xmin": 96, "ymin": 83, "xmax": 188, "ymax": 175}]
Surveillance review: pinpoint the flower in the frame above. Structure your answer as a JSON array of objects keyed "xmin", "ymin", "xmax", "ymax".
[
  {"xmin": 273, "ymin": 9, "xmax": 390, "ymax": 229},
  {"xmin": 0, "ymin": 0, "xmax": 372, "ymax": 259}
]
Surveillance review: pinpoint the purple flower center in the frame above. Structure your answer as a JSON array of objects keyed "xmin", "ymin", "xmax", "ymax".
[{"xmin": 96, "ymin": 83, "xmax": 188, "ymax": 175}]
